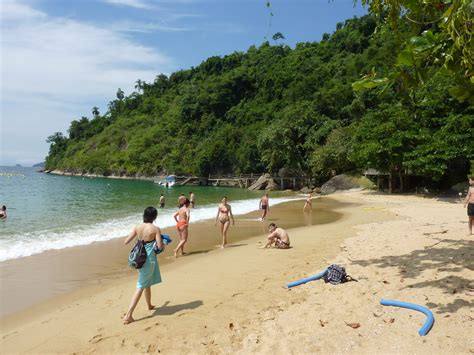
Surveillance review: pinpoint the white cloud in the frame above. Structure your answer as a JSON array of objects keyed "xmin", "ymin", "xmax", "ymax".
[
  {"xmin": 0, "ymin": 0, "xmax": 46, "ymax": 21},
  {"xmin": 103, "ymin": 0, "xmax": 152, "ymax": 10},
  {"xmin": 0, "ymin": 0, "xmax": 176, "ymax": 165},
  {"xmin": 109, "ymin": 20, "xmax": 192, "ymax": 33}
]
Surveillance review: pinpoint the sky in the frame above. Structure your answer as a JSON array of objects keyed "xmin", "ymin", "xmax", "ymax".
[{"xmin": 0, "ymin": 0, "xmax": 367, "ymax": 166}]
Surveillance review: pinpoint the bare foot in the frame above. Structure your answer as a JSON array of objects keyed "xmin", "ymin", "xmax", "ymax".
[
  {"xmin": 173, "ymin": 249, "xmax": 178, "ymax": 258},
  {"xmin": 221, "ymin": 244, "xmax": 227, "ymax": 249},
  {"xmin": 148, "ymin": 305, "xmax": 156, "ymax": 310},
  {"xmin": 123, "ymin": 316, "xmax": 135, "ymax": 325}
]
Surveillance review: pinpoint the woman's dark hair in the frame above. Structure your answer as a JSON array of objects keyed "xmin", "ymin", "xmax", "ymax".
[
  {"xmin": 143, "ymin": 206, "xmax": 158, "ymax": 223},
  {"xmin": 183, "ymin": 198, "xmax": 190, "ymax": 207},
  {"xmin": 1, "ymin": 205, "xmax": 6, "ymax": 211},
  {"xmin": 268, "ymin": 223, "xmax": 277, "ymax": 228}
]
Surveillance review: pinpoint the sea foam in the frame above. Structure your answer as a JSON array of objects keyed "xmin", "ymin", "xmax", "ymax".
[{"xmin": 0, "ymin": 196, "xmax": 298, "ymax": 261}]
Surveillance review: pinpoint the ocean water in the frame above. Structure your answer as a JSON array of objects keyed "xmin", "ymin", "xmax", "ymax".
[{"xmin": 0, "ymin": 167, "xmax": 298, "ymax": 261}]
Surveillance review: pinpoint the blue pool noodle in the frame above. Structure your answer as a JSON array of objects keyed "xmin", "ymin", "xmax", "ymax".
[
  {"xmin": 380, "ymin": 299, "xmax": 434, "ymax": 336},
  {"xmin": 287, "ymin": 269, "xmax": 327, "ymax": 288}
]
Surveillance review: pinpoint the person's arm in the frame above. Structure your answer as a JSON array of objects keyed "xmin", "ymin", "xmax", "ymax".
[
  {"xmin": 155, "ymin": 227, "xmax": 164, "ymax": 250},
  {"xmin": 259, "ymin": 199, "xmax": 262, "ymax": 209},
  {"xmin": 124, "ymin": 226, "xmax": 137, "ymax": 245},
  {"xmin": 215, "ymin": 206, "xmax": 220, "ymax": 225},
  {"xmin": 186, "ymin": 208, "xmax": 190, "ymax": 224},
  {"xmin": 464, "ymin": 188, "xmax": 472, "ymax": 207},
  {"xmin": 173, "ymin": 210, "xmax": 179, "ymax": 223},
  {"xmin": 229, "ymin": 205, "xmax": 235, "ymax": 225},
  {"xmin": 268, "ymin": 230, "xmax": 279, "ymax": 240}
]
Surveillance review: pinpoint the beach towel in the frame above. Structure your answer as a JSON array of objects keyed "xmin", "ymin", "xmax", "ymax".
[{"xmin": 136, "ymin": 241, "xmax": 162, "ymax": 289}]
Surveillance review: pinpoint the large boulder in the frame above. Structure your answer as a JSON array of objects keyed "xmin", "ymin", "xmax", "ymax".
[
  {"xmin": 321, "ymin": 174, "xmax": 374, "ymax": 195},
  {"xmin": 248, "ymin": 173, "xmax": 273, "ymax": 190},
  {"xmin": 265, "ymin": 178, "xmax": 279, "ymax": 191}
]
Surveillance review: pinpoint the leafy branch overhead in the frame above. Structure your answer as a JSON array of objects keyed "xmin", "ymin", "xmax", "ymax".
[{"xmin": 354, "ymin": 0, "xmax": 474, "ymax": 103}]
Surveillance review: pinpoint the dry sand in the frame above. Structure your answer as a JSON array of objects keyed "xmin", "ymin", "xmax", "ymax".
[{"xmin": 1, "ymin": 191, "xmax": 473, "ymax": 353}]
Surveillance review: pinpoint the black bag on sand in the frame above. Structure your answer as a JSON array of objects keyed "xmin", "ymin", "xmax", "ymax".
[
  {"xmin": 324, "ymin": 264, "xmax": 354, "ymax": 284},
  {"xmin": 128, "ymin": 239, "xmax": 147, "ymax": 269}
]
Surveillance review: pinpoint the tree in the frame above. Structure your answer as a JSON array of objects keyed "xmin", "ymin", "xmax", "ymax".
[
  {"xmin": 272, "ymin": 32, "xmax": 285, "ymax": 44},
  {"xmin": 355, "ymin": 0, "xmax": 474, "ymax": 103},
  {"xmin": 116, "ymin": 88, "xmax": 125, "ymax": 101},
  {"xmin": 92, "ymin": 106, "xmax": 100, "ymax": 117},
  {"xmin": 135, "ymin": 79, "xmax": 144, "ymax": 93}
]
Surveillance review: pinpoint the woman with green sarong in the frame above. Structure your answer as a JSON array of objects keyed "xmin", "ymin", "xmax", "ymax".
[{"xmin": 123, "ymin": 207, "xmax": 163, "ymax": 324}]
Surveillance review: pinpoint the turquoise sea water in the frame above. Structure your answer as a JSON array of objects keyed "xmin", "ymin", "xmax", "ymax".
[{"xmin": 0, "ymin": 167, "xmax": 298, "ymax": 261}]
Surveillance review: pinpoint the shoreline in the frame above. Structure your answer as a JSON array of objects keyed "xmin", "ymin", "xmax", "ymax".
[
  {"xmin": 1, "ymin": 191, "xmax": 472, "ymax": 353},
  {"xmin": 0, "ymin": 196, "xmax": 340, "ymax": 318}
]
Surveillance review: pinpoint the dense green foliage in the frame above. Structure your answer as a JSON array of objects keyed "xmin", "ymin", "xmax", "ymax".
[
  {"xmin": 45, "ymin": 15, "xmax": 473, "ymax": 190},
  {"xmin": 356, "ymin": 0, "xmax": 474, "ymax": 103}
]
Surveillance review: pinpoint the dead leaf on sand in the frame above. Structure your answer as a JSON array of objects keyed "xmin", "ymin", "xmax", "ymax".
[
  {"xmin": 373, "ymin": 312, "xmax": 382, "ymax": 318},
  {"xmin": 319, "ymin": 319, "xmax": 328, "ymax": 327},
  {"xmin": 383, "ymin": 318, "xmax": 395, "ymax": 323},
  {"xmin": 382, "ymin": 280, "xmax": 390, "ymax": 284},
  {"xmin": 229, "ymin": 322, "xmax": 234, "ymax": 331},
  {"xmin": 345, "ymin": 322, "xmax": 361, "ymax": 329}
]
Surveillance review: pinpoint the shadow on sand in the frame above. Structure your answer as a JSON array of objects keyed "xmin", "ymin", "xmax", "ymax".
[
  {"xmin": 351, "ymin": 238, "xmax": 474, "ymax": 313},
  {"xmin": 153, "ymin": 300, "xmax": 204, "ymax": 316}
]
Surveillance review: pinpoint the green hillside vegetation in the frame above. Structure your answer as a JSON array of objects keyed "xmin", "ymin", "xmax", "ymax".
[{"xmin": 45, "ymin": 15, "xmax": 473, "ymax": 190}]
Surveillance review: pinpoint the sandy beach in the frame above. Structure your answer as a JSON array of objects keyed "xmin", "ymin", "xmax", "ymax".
[{"xmin": 1, "ymin": 191, "xmax": 473, "ymax": 353}]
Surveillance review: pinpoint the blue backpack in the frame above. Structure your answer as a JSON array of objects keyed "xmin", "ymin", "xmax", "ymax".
[{"xmin": 324, "ymin": 264, "xmax": 349, "ymax": 284}]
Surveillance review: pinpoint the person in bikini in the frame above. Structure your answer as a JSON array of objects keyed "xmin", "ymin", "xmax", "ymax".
[
  {"xmin": 173, "ymin": 199, "xmax": 190, "ymax": 257},
  {"xmin": 215, "ymin": 196, "xmax": 234, "ymax": 248},
  {"xmin": 259, "ymin": 193, "xmax": 270, "ymax": 221},
  {"xmin": 463, "ymin": 176, "xmax": 474, "ymax": 236},
  {"xmin": 261, "ymin": 223, "xmax": 290, "ymax": 249},
  {"xmin": 189, "ymin": 192, "xmax": 196, "ymax": 208},
  {"xmin": 303, "ymin": 192, "xmax": 312, "ymax": 212}
]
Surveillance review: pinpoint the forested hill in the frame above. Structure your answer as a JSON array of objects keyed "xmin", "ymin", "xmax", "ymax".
[{"xmin": 45, "ymin": 15, "xmax": 473, "ymax": 189}]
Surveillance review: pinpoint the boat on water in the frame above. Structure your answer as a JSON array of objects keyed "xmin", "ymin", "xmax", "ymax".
[{"xmin": 154, "ymin": 175, "xmax": 176, "ymax": 187}]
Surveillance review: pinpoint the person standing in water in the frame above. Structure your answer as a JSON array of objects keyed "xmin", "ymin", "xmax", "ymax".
[
  {"xmin": 189, "ymin": 192, "xmax": 196, "ymax": 208},
  {"xmin": 259, "ymin": 193, "xmax": 270, "ymax": 221},
  {"xmin": 463, "ymin": 176, "xmax": 474, "ymax": 235},
  {"xmin": 123, "ymin": 207, "xmax": 163, "ymax": 324},
  {"xmin": 215, "ymin": 196, "xmax": 235, "ymax": 248},
  {"xmin": 0, "ymin": 205, "xmax": 7, "ymax": 219},
  {"xmin": 173, "ymin": 199, "xmax": 191, "ymax": 257},
  {"xmin": 303, "ymin": 192, "xmax": 313, "ymax": 212},
  {"xmin": 159, "ymin": 194, "xmax": 165, "ymax": 208}
]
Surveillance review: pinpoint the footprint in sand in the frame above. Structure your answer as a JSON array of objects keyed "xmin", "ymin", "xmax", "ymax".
[
  {"xmin": 89, "ymin": 334, "xmax": 104, "ymax": 344},
  {"xmin": 144, "ymin": 326, "xmax": 152, "ymax": 331},
  {"xmin": 146, "ymin": 344, "xmax": 157, "ymax": 353},
  {"xmin": 2, "ymin": 331, "xmax": 18, "ymax": 339}
]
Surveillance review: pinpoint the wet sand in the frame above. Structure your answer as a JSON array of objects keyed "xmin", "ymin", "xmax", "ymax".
[
  {"xmin": 0, "ymin": 197, "xmax": 342, "ymax": 317},
  {"xmin": 1, "ymin": 191, "xmax": 471, "ymax": 353}
]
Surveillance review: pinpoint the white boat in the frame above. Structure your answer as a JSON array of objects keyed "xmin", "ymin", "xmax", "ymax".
[{"xmin": 154, "ymin": 176, "xmax": 176, "ymax": 187}]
